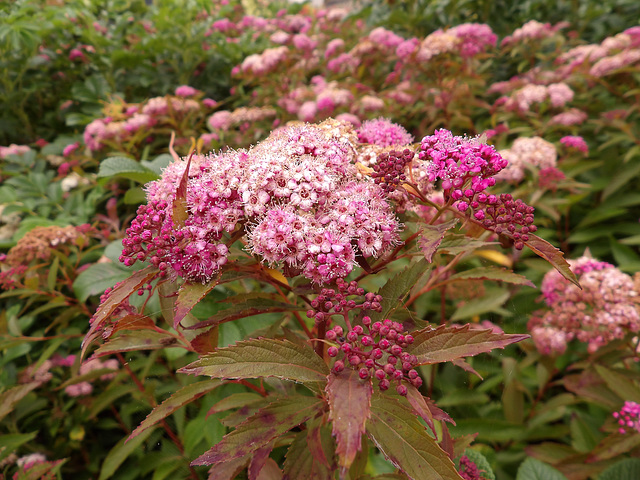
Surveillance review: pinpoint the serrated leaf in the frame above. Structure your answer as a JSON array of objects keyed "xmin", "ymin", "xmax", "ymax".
[
  {"xmin": 73, "ymin": 262, "xmax": 130, "ymax": 303},
  {"xmin": 174, "ymin": 280, "xmax": 219, "ymax": 329},
  {"xmin": 598, "ymin": 458, "xmax": 640, "ymax": 480},
  {"xmin": 594, "ymin": 365, "xmax": 640, "ymax": 403},
  {"xmin": 0, "ymin": 432, "xmax": 38, "ymax": 462},
  {"xmin": 438, "ymin": 235, "xmax": 497, "ymax": 255},
  {"xmin": 82, "ymin": 265, "xmax": 159, "ymax": 358},
  {"xmin": 326, "ymin": 370, "xmax": 372, "ymax": 473},
  {"xmin": 249, "ymin": 442, "xmax": 275, "ymax": 480},
  {"xmin": 418, "ymin": 219, "xmax": 459, "ymax": 262},
  {"xmin": 366, "ymin": 394, "xmax": 462, "ymax": 480},
  {"xmin": 0, "ymin": 383, "xmax": 39, "ymax": 422},
  {"xmin": 516, "ymin": 457, "xmax": 568, "ymax": 480},
  {"xmin": 15, "ymin": 459, "xmax": 67, "ymax": 480},
  {"xmin": 405, "ymin": 386, "xmax": 436, "ymax": 436},
  {"xmin": 179, "ymin": 338, "xmax": 329, "ymax": 386},
  {"xmin": 447, "ymin": 266, "xmax": 535, "ymax": 288},
  {"xmin": 98, "ymin": 156, "xmax": 159, "ymax": 184},
  {"xmin": 462, "ymin": 449, "xmax": 495, "ymax": 480},
  {"xmin": 451, "ymin": 288, "xmax": 511, "ymax": 320},
  {"xmin": 93, "ymin": 330, "xmax": 179, "ymax": 357},
  {"xmin": 587, "ymin": 433, "xmax": 640, "ymax": 462},
  {"xmin": 99, "ymin": 427, "xmax": 156, "ymax": 480},
  {"xmin": 192, "ymin": 395, "xmax": 323, "ymax": 466},
  {"xmin": 283, "ymin": 427, "xmax": 335, "ymax": 480},
  {"xmin": 371, "ymin": 259, "xmax": 432, "ymax": 321},
  {"xmin": 407, "ymin": 324, "xmax": 528, "ymax": 365},
  {"xmin": 207, "ymin": 456, "xmax": 248, "ymax": 480},
  {"xmin": 128, "ymin": 380, "xmax": 222, "ymax": 441},
  {"xmin": 524, "ymin": 235, "xmax": 579, "ymax": 288},
  {"xmin": 207, "ymin": 392, "xmax": 264, "ymax": 417}
]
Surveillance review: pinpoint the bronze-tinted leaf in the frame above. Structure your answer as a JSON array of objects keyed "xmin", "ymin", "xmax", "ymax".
[
  {"xmin": 366, "ymin": 394, "xmax": 462, "ymax": 480},
  {"xmin": 446, "ymin": 266, "xmax": 535, "ymax": 288},
  {"xmin": 174, "ymin": 279, "xmax": 219, "ymax": 329},
  {"xmin": 93, "ymin": 330, "xmax": 179, "ymax": 357},
  {"xmin": 172, "ymin": 154, "xmax": 192, "ymax": 228},
  {"xmin": 407, "ymin": 324, "xmax": 529, "ymax": 365},
  {"xmin": 418, "ymin": 219, "xmax": 459, "ymax": 262},
  {"xmin": 179, "ymin": 338, "xmax": 329, "ymax": 386},
  {"xmin": 326, "ymin": 370, "xmax": 373, "ymax": 473},
  {"xmin": 524, "ymin": 234, "xmax": 579, "ymax": 288},
  {"xmin": 283, "ymin": 428, "xmax": 335, "ymax": 480},
  {"xmin": 192, "ymin": 395, "xmax": 323, "ymax": 466}
]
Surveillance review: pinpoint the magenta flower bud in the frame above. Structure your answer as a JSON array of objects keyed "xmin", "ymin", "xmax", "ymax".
[
  {"xmin": 328, "ymin": 346, "xmax": 339, "ymax": 357},
  {"xmin": 402, "ymin": 361, "xmax": 412, "ymax": 371},
  {"xmin": 341, "ymin": 344, "xmax": 351, "ymax": 354},
  {"xmin": 363, "ymin": 316, "xmax": 371, "ymax": 326},
  {"xmin": 380, "ymin": 326, "xmax": 390, "ymax": 336},
  {"xmin": 333, "ymin": 360, "xmax": 344, "ymax": 373},
  {"xmin": 379, "ymin": 379, "xmax": 390, "ymax": 391},
  {"xmin": 353, "ymin": 325, "xmax": 364, "ymax": 335},
  {"xmin": 361, "ymin": 335, "xmax": 374, "ymax": 346},
  {"xmin": 364, "ymin": 359, "xmax": 375, "ymax": 368},
  {"xmin": 372, "ymin": 348, "xmax": 383, "ymax": 359},
  {"xmin": 347, "ymin": 331, "xmax": 358, "ymax": 342},
  {"xmin": 325, "ymin": 330, "xmax": 337, "ymax": 341},
  {"xmin": 359, "ymin": 368, "xmax": 370, "ymax": 380},
  {"xmin": 390, "ymin": 345, "xmax": 403, "ymax": 356},
  {"xmin": 387, "ymin": 329, "xmax": 398, "ymax": 339},
  {"xmin": 379, "ymin": 339, "xmax": 390, "ymax": 350},
  {"xmin": 371, "ymin": 322, "xmax": 382, "ymax": 332},
  {"xmin": 383, "ymin": 364, "xmax": 395, "ymax": 375},
  {"xmin": 333, "ymin": 326, "xmax": 344, "ymax": 336},
  {"xmin": 383, "ymin": 319, "xmax": 392, "ymax": 327},
  {"xmin": 375, "ymin": 369, "xmax": 385, "ymax": 380},
  {"xmin": 387, "ymin": 356, "xmax": 397, "ymax": 365},
  {"xmin": 393, "ymin": 370, "xmax": 403, "ymax": 380},
  {"xmin": 396, "ymin": 385, "xmax": 408, "ymax": 396},
  {"xmin": 349, "ymin": 355, "xmax": 361, "ymax": 366},
  {"xmin": 408, "ymin": 370, "xmax": 419, "ymax": 379},
  {"xmin": 412, "ymin": 377, "xmax": 423, "ymax": 388},
  {"xmin": 404, "ymin": 335, "xmax": 414, "ymax": 344}
]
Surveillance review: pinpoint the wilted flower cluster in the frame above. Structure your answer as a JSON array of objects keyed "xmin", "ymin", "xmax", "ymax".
[
  {"xmin": 613, "ymin": 401, "xmax": 640, "ymax": 434},
  {"xmin": 119, "ymin": 120, "xmax": 401, "ymax": 285},
  {"xmin": 326, "ymin": 316, "xmax": 420, "ymax": 395},
  {"xmin": 496, "ymin": 136, "xmax": 557, "ymax": 183},
  {"xmin": 529, "ymin": 256, "xmax": 640, "ymax": 354}
]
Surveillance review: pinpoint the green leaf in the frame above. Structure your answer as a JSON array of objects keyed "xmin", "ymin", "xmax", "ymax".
[
  {"xmin": 447, "ymin": 266, "xmax": 535, "ymax": 288},
  {"xmin": 326, "ymin": 370, "xmax": 372, "ymax": 473},
  {"xmin": 174, "ymin": 280, "xmax": 219, "ymax": 329},
  {"xmin": 179, "ymin": 338, "xmax": 330, "ymax": 386},
  {"xmin": 602, "ymin": 159, "xmax": 640, "ymax": 200},
  {"xmin": 73, "ymin": 262, "xmax": 130, "ymax": 302},
  {"xmin": 0, "ymin": 383, "xmax": 39, "ymax": 422},
  {"xmin": 461, "ymin": 449, "xmax": 495, "ymax": 480},
  {"xmin": 82, "ymin": 265, "xmax": 159, "ymax": 358},
  {"xmin": 516, "ymin": 458, "xmax": 568, "ymax": 480},
  {"xmin": 366, "ymin": 394, "xmax": 462, "ymax": 480},
  {"xmin": 594, "ymin": 365, "xmax": 640, "ymax": 403},
  {"xmin": 371, "ymin": 259, "xmax": 432, "ymax": 321},
  {"xmin": 128, "ymin": 380, "xmax": 222, "ymax": 441},
  {"xmin": 437, "ymin": 235, "xmax": 497, "ymax": 255},
  {"xmin": 192, "ymin": 395, "xmax": 323, "ymax": 466},
  {"xmin": 587, "ymin": 433, "xmax": 640, "ymax": 462},
  {"xmin": 598, "ymin": 458, "xmax": 640, "ymax": 480},
  {"xmin": 98, "ymin": 426, "xmax": 156, "ymax": 480},
  {"xmin": 407, "ymin": 324, "xmax": 528, "ymax": 365},
  {"xmin": 451, "ymin": 288, "xmax": 511, "ymax": 320},
  {"xmin": 0, "ymin": 432, "xmax": 38, "ymax": 462},
  {"xmin": 98, "ymin": 157, "xmax": 159, "ymax": 184},
  {"xmin": 524, "ymin": 235, "xmax": 579, "ymax": 288},
  {"xmin": 418, "ymin": 219, "xmax": 459, "ymax": 262}
]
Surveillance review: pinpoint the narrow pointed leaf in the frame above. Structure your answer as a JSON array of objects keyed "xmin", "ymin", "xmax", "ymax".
[
  {"xmin": 372, "ymin": 259, "xmax": 431, "ymax": 321},
  {"xmin": 405, "ymin": 386, "xmax": 436, "ymax": 436},
  {"xmin": 366, "ymin": 395, "xmax": 462, "ymax": 480},
  {"xmin": 249, "ymin": 442, "xmax": 275, "ymax": 480},
  {"xmin": 594, "ymin": 365, "xmax": 640, "ymax": 403},
  {"xmin": 0, "ymin": 432, "xmax": 38, "ymax": 462},
  {"xmin": 82, "ymin": 265, "xmax": 159, "ymax": 358},
  {"xmin": 587, "ymin": 433, "xmax": 640, "ymax": 462},
  {"xmin": 207, "ymin": 456, "xmax": 248, "ymax": 480},
  {"xmin": 0, "ymin": 383, "xmax": 39, "ymax": 422},
  {"xmin": 128, "ymin": 380, "xmax": 222, "ymax": 441},
  {"xmin": 418, "ymin": 219, "xmax": 459, "ymax": 262},
  {"xmin": 179, "ymin": 338, "xmax": 330, "ymax": 386},
  {"xmin": 207, "ymin": 392, "xmax": 264, "ymax": 417},
  {"xmin": 326, "ymin": 370, "xmax": 372, "ymax": 472},
  {"xmin": 192, "ymin": 395, "xmax": 323, "ymax": 466},
  {"xmin": 172, "ymin": 155, "xmax": 191, "ymax": 227},
  {"xmin": 407, "ymin": 324, "xmax": 528, "ymax": 365},
  {"xmin": 93, "ymin": 330, "xmax": 179, "ymax": 357},
  {"xmin": 447, "ymin": 266, "xmax": 535, "ymax": 288},
  {"xmin": 174, "ymin": 279, "xmax": 219, "ymax": 329},
  {"xmin": 524, "ymin": 235, "xmax": 579, "ymax": 288},
  {"xmin": 99, "ymin": 427, "xmax": 156, "ymax": 480}
]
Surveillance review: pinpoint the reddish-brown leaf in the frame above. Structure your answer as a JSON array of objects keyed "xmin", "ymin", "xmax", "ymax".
[
  {"xmin": 407, "ymin": 324, "xmax": 529, "ymax": 365},
  {"xmin": 283, "ymin": 422, "xmax": 336, "ymax": 480},
  {"xmin": 326, "ymin": 370, "xmax": 372, "ymax": 474},
  {"xmin": 190, "ymin": 327, "xmax": 219, "ymax": 354},
  {"xmin": 249, "ymin": 442, "xmax": 275, "ymax": 480},
  {"xmin": 446, "ymin": 266, "xmax": 535, "ymax": 288},
  {"xmin": 174, "ymin": 279, "xmax": 219, "ymax": 329},
  {"xmin": 256, "ymin": 459, "xmax": 283, "ymax": 480},
  {"xmin": 418, "ymin": 219, "xmax": 459, "ymax": 262},
  {"xmin": 405, "ymin": 386, "xmax": 436, "ymax": 436},
  {"xmin": 82, "ymin": 266, "xmax": 159, "ymax": 358},
  {"xmin": 93, "ymin": 330, "xmax": 179, "ymax": 357},
  {"xmin": 110, "ymin": 314, "xmax": 156, "ymax": 336},
  {"xmin": 525, "ymin": 234, "xmax": 580, "ymax": 288},
  {"xmin": 192, "ymin": 395, "xmax": 323, "ymax": 466},
  {"xmin": 207, "ymin": 456, "xmax": 248, "ymax": 480},
  {"xmin": 587, "ymin": 433, "xmax": 640, "ymax": 462}
]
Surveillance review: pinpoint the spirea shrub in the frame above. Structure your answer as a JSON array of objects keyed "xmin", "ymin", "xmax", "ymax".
[{"xmin": 81, "ymin": 117, "xmax": 579, "ymax": 479}]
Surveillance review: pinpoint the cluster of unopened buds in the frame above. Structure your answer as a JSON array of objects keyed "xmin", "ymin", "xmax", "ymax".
[
  {"xmin": 371, "ymin": 148, "xmax": 414, "ymax": 194},
  {"xmin": 613, "ymin": 401, "xmax": 640, "ymax": 434},
  {"xmin": 325, "ymin": 316, "xmax": 421, "ymax": 395},
  {"xmin": 306, "ymin": 278, "xmax": 383, "ymax": 324}
]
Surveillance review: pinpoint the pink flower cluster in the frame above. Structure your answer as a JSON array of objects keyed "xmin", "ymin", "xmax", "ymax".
[
  {"xmin": 501, "ymin": 20, "xmax": 556, "ymax": 47},
  {"xmin": 613, "ymin": 401, "xmax": 640, "ymax": 434},
  {"xmin": 560, "ymin": 135, "xmax": 589, "ymax": 154},
  {"xmin": 326, "ymin": 316, "xmax": 420, "ymax": 395},
  {"xmin": 65, "ymin": 357, "xmax": 119, "ymax": 397},
  {"xmin": 120, "ymin": 120, "xmax": 401, "ymax": 284},
  {"xmin": 496, "ymin": 136, "xmax": 557, "ymax": 183},
  {"xmin": 239, "ymin": 46, "xmax": 289, "ymax": 75},
  {"xmin": 530, "ymin": 256, "xmax": 640, "ymax": 354},
  {"xmin": 447, "ymin": 23, "xmax": 497, "ymax": 58},
  {"xmin": 356, "ymin": 118, "xmax": 414, "ymax": 147},
  {"xmin": 416, "ymin": 130, "xmax": 537, "ymax": 249},
  {"xmin": 504, "ymin": 82, "xmax": 574, "ymax": 112},
  {"xmin": 0, "ymin": 144, "xmax": 30, "ymax": 159}
]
